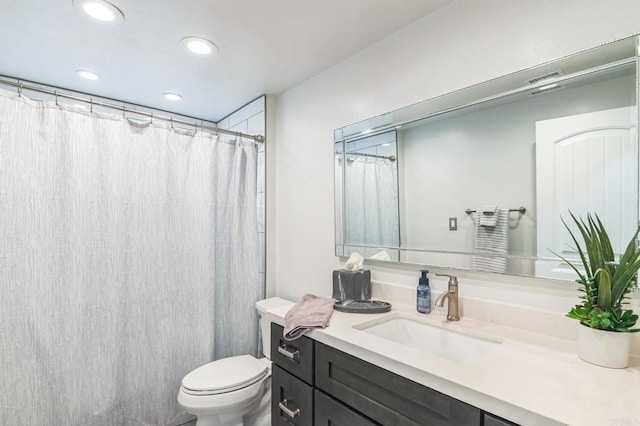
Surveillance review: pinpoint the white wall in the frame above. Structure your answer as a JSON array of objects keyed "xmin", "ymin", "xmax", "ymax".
[{"xmin": 270, "ymin": 0, "xmax": 640, "ymax": 303}]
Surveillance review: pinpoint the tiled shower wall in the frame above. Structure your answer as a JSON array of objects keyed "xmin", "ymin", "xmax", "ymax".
[{"xmin": 217, "ymin": 95, "xmax": 267, "ymax": 292}]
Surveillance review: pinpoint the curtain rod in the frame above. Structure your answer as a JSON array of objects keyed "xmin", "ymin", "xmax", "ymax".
[
  {"xmin": 465, "ymin": 207, "xmax": 526, "ymax": 214},
  {"xmin": 0, "ymin": 78, "xmax": 265, "ymax": 143},
  {"xmin": 337, "ymin": 151, "xmax": 396, "ymax": 161}
]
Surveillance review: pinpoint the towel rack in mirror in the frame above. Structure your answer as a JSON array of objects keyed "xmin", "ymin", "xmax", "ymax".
[{"xmin": 465, "ymin": 207, "xmax": 526, "ymax": 214}]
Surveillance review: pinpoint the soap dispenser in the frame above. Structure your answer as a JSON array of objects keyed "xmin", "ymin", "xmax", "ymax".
[{"xmin": 416, "ymin": 269, "xmax": 431, "ymax": 314}]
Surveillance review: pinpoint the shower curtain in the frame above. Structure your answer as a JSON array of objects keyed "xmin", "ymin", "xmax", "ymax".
[
  {"xmin": 343, "ymin": 157, "xmax": 400, "ymax": 257},
  {"xmin": 0, "ymin": 90, "xmax": 261, "ymax": 425}
]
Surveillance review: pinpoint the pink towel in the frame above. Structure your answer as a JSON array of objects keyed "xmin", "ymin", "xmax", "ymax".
[{"xmin": 283, "ymin": 294, "xmax": 336, "ymax": 341}]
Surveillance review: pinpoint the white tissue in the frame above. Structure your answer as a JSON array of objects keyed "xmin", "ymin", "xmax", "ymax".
[
  {"xmin": 343, "ymin": 252, "xmax": 364, "ymax": 271},
  {"xmin": 369, "ymin": 250, "xmax": 391, "ymax": 261}
]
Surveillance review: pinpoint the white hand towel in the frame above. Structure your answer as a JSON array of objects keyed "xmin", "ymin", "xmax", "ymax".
[
  {"xmin": 472, "ymin": 208, "xmax": 509, "ymax": 273},
  {"xmin": 479, "ymin": 205, "xmax": 499, "ymax": 227},
  {"xmin": 283, "ymin": 294, "xmax": 336, "ymax": 341}
]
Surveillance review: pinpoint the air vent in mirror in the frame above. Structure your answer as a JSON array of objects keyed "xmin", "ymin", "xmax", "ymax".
[{"xmin": 526, "ymin": 70, "xmax": 564, "ymax": 84}]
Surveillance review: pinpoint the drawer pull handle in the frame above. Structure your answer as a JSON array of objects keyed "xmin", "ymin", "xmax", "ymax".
[
  {"xmin": 278, "ymin": 343, "xmax": 300, "ymax": 362},
  {"xmin": 279, "ymin": 399, "xmax": 300, "ymax": 418}
]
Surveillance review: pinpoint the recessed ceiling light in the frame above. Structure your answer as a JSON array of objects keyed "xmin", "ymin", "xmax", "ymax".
[
  {"xmin": 361, "ymin": 129, "xmax": 373, "ymax": 135},
  {"xmin": 73, "ymin": 0, "xmax": 124, "ymax": 24},
  {"xmin": 180, "ymin": 37, "xmax": 218, "ymax": 56},
  {"xmin": 76, "ymin": 70, "xmax": 101, "ymax": 80},
  {"xmin": 163, "ymin": 93, "xmax": 183, "ymax": 101}
]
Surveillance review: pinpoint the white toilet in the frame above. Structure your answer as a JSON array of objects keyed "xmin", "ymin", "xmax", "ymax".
[{"xmin": 177, "ymin": 297, "xmax": 290, "ymax": 426}]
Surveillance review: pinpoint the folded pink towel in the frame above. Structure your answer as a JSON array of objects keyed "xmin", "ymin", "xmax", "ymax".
[{"xmin": 283, "ymin": 294, "xmax": 336, "ymax": 341}]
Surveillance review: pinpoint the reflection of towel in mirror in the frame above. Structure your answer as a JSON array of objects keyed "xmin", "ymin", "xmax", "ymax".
[
  {"xmin": 472, "ymin": 208, "xmax": 509, "ymax": 273},
  {"xmin": 369, "ymin": 249, "xmax": 392, "ymax": 261},
  {"xmin": 283, "ymin": 294, "xmax": 336, "ymax": 341},
  {"xmin": 479, "ymin": 205, "xmax": 499, "ymax": 227}
]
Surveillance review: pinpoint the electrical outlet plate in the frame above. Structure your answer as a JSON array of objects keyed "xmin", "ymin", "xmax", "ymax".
[{"xmin": 449, "ymin": 217, "xmax": 457, "ymax": 231}]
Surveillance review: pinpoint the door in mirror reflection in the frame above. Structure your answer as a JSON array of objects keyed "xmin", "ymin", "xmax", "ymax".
[{"xmin": 535, "ymin": 106, "xmax": 637, "ymax": 280}]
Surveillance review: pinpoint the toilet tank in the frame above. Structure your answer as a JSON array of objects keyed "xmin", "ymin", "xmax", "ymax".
[{"xmin": 255, "ymin": 298, "xmax": 292, "ymax": 358}]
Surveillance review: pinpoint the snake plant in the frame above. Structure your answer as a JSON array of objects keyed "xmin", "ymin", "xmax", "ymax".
[{"xmin": 553, "ymin": 212, "xmax": 640, "ymax": 332}]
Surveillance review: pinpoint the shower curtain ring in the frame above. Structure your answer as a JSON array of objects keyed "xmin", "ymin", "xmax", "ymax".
[
  {"xmin": 150, "ymin": 112, "xmax": 154, "ymax": 124},
  {"xmin": 122, "ymin": 103, "xmax": 126, "ymax": 118},
  {"xmin": 89, "ymin": 98, "xmax": 93, "ymax": 113},
  {"xmin": 170, "ymin": 116, "xmax": 174, "ymax": 129},
  {"xmin": 54, "ymin": 91, "xmax": 59, "ymax": 106},
  {"xmin": 18, "ymin": 82, "xmax": 23, "ymax": 97}
]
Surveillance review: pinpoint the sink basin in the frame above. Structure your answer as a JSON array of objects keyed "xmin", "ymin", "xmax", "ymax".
[{"xmin": 354, "ymin": 314, "xmax": 502, "ymax": 363}]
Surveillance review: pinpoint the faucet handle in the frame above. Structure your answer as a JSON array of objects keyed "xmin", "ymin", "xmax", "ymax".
[{"xmin": 436, "ymin": 273, "xmax": 458, "ymax": 286}]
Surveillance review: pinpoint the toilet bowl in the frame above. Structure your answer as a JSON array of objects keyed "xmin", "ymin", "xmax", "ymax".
[
  {"xmin": 177, "ymin": 297, "xmax": 291, "ymax": 426},
  {"xmin": 177, "ymin": 355, "xmax": 270, "ymax": 426}
]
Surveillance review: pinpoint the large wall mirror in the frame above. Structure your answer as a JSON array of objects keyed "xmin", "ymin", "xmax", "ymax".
[{"xmin": 334, "ymin": 35, "xmax": 639, "ymax": 281}]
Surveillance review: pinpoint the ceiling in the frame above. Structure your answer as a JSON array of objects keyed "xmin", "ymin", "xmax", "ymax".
[{"xmin": 0, "ymin": 0, "xmax": 450, "ymax": 122}]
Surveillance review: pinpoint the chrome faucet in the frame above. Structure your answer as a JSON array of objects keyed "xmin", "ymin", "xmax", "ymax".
[{"xmin": 435, "ymin": 274, "xmax": 459, "ymax": 321}]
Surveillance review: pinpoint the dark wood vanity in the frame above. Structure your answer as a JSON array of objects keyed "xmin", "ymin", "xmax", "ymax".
[{"xmin": 270, "ymin": 323, "xmax": 517, "ymax": 426}]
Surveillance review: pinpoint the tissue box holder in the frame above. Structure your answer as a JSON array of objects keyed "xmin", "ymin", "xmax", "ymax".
[{"xmin": 332, "ymin": 269, "xmax": 371, "ymax": 302}]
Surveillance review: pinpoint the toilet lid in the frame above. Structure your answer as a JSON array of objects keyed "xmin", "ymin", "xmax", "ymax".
[{"xmin": 181, "ymin": 355, "xmax": 269, "ymax": 395}]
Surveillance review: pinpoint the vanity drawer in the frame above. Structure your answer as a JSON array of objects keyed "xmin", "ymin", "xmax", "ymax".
[
  {"xmin": 314, "ymin": 389, "xmax": 379, "ymax": 426},
  {"xmin": 315, "ymin": 342, "xmax": 481, "ymax": 426},
  {"xmin": 271, "ymin": 322, "xmax": 314, "ymax": 385},
  {"xmin": 484, "ymin": 413, "xmax": 519, "ymax": 426},
  {"xmin": 272, "ymin": 365, "xmax": 314, "ymax": 426}
]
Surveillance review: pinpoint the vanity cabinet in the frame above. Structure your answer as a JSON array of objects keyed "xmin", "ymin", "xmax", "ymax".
[
  {"xmin": 315, "ymin": 342, "xmax": 481, "ymax": 425},
  {"xmin": 483, "ymin": 413, "xmax": 519, "ymax": 426},
  {"xmin": 271, "ymin": 323, "xmax": 315, "ymax": 425},
  {"xmin": 271, "ymin": 322, "xmax": 519, "ymax": 426},
  {"xmin": 271, "ymin": 323, "xmax": 380, "ymax": 425},
  {"xmin": 270, "ymin": 322, "xmax": 314, "ymax": 385},
  {"xmin": 272, "ymin": 365, "xmax": 314, "ymax": 425},
  {"xmin": 314, "ymin": 388, "xmax": 378, "ymax": 425}
]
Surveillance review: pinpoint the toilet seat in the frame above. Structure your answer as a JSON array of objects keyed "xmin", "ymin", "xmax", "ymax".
[{"xmin": 181, "ymin": 355, "xmax": 269, "ymax": 396}]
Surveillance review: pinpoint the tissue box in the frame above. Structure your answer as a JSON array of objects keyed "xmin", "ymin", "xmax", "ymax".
[{"xmin": 332, "ymin": 269, "xmax": 371, "ymax": 302}]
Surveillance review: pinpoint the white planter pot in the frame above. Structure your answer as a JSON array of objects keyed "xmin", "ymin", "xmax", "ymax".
[{"xmin": 578, "ymin": 324, "xmax": 631, "ymax": 368}]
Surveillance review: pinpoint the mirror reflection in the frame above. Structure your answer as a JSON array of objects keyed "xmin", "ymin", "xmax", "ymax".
[
  {"xmin": 334, "ymin": 36, "xmax": 639, "ymax": 281},
  {"xmin": 335, "ymin": 130, "xmax": 400, "ymax": 260}
]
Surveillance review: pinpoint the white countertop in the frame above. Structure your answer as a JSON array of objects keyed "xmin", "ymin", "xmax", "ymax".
[{"xmin": 262, "ymin": 298, "xmax": 640, "ymax": 426}]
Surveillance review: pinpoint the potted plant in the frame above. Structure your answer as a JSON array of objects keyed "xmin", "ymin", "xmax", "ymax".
[{"xmin": 554, "ymin": 212, "xmax": 640, "ymax": 368}]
